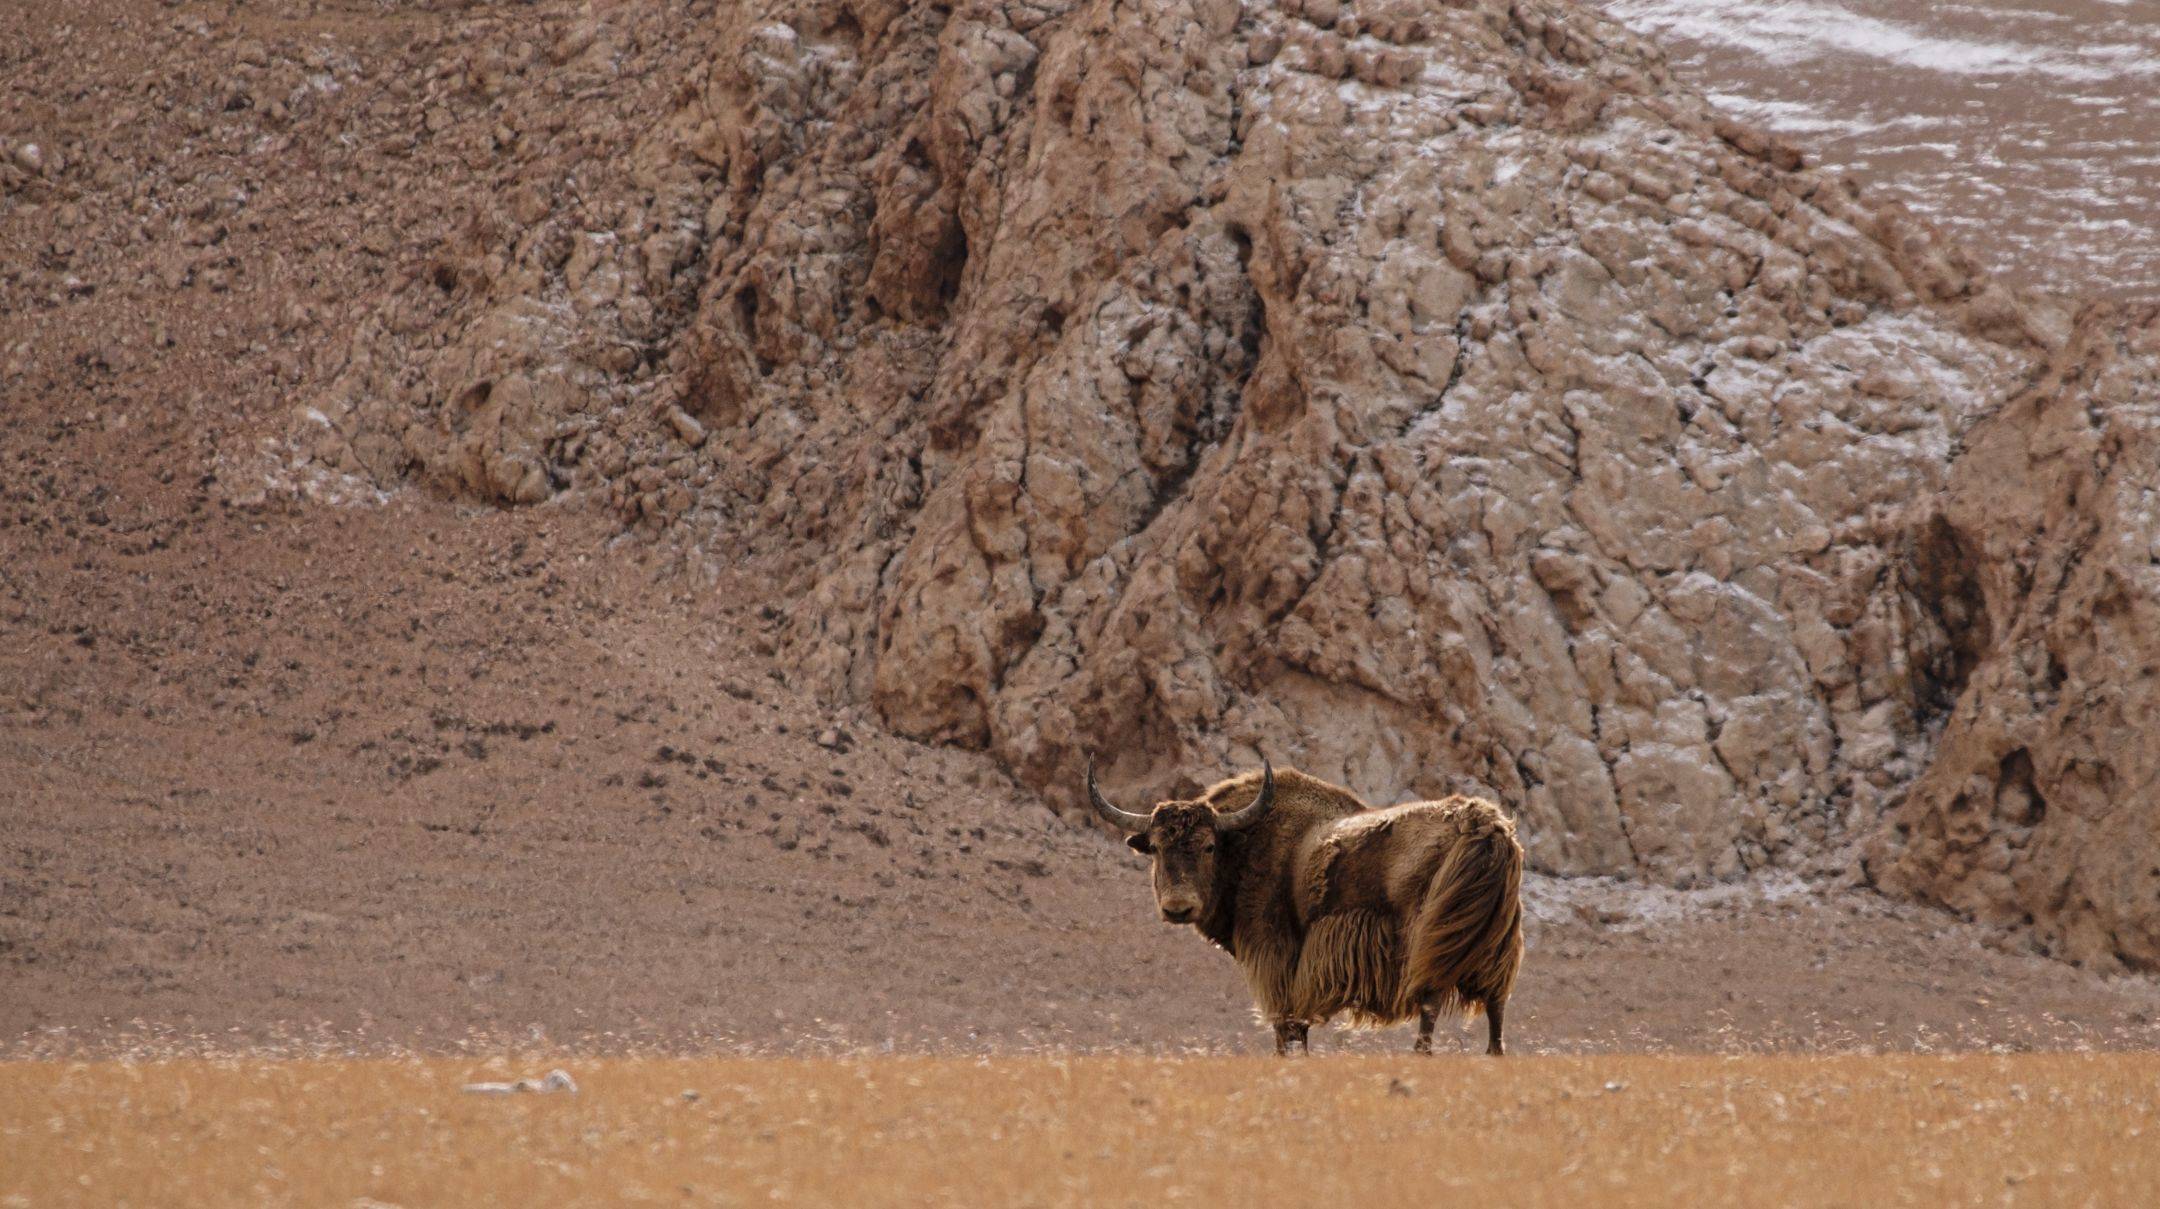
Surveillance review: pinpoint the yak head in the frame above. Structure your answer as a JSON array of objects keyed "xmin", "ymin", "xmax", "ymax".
[{"xmin": 1086, "ymin": 757, "xmax": 1278, "ymax": 925}]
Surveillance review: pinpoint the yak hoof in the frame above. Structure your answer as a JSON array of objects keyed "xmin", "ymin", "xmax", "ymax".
[{"xmin": 1273, "ymin": 1020, "xmax": 1310, "ymax": 1056}]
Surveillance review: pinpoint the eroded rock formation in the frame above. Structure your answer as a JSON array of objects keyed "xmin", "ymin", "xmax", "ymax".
[
  {"xmin": 290, "ymin": 0, "xmax": 2157, "ymax": 963},
  {"xmin": 1876, "ymin": 309, "xmax": 2160, "ymax": 968}
]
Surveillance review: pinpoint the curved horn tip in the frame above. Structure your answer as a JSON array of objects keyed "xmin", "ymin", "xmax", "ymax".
[
  {"xmin": 1085, "ymin": 755, "xmax": 1151, "ymax": 832},
  {"xmin": 1216, "ymin": 753, "xmax": 1280, "ymax": 831}
]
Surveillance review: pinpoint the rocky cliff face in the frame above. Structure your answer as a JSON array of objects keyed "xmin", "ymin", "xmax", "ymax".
[
  {"xmin": 290, "ymin": 0, "xmax": 2155, "ymax": 964},
  {"xmin": 1875, "ymin": 309, "xmax": 2160, "ymax": 969}
]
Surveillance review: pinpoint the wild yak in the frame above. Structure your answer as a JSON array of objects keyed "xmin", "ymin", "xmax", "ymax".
[{"xmin": 1088, "ymin": 758, "xmax": 1523, "ymax": 1055}]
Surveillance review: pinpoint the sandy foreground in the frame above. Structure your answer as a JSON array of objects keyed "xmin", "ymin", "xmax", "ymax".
[{"xmin": 3, "ymin": 1054, "xmax": 2156, "ymax": 1206}]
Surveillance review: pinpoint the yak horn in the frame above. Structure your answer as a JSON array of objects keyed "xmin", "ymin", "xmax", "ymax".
[
  {"xmin": 1086, "ymin": 757, "xmax": 1151, "ymax": 832},
  {"xmin": 1215, "ymin": 756, "xmax": 1277, "ymax": 831}
]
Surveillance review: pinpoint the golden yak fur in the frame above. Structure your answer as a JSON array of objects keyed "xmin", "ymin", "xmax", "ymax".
[{"xmin": 1131, "ymin": 766, "xmax": 1523, "ymax": 1055}]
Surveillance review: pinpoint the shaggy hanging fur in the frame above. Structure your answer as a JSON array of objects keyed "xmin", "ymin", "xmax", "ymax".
[
  {"xmin": 1395, "ymin": 802, "xmax": 1523, "ymax": 1024},
  {"xmin": 1291, "ymin": 911, "xmax": 1402, "ymax": 1025}
]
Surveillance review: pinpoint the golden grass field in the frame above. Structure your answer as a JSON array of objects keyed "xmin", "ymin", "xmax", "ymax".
[{"xmin": 3, "ymin": 1054, "xmax": 2156, "ymax": 1206}]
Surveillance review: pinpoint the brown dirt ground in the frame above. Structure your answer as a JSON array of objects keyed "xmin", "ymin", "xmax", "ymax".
[
  {"xmin": 5, "ymin": 1054, "xmax": 2158, "ymax": 1206},
  {"xmin": 5, "ymin": 0, "xmax": 2160, "ymax": 1062}
]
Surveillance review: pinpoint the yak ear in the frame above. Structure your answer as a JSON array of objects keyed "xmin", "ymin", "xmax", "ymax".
[{"xmin": 1125, "ymin": 833, "xmax": 1153, "ymax": 854}]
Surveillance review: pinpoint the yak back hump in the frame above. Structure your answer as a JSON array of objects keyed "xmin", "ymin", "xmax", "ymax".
[{"xmin": 1202, "ymin": 766, "xmax": 1367, "ymax": 925}]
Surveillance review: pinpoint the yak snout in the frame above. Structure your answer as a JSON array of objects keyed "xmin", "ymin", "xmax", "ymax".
[{"xmin": 1157, "ymin": 894, "xmax": 1201, "ymax": 924}]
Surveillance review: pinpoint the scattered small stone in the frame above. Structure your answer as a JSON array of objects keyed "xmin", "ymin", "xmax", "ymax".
[
  {"xmin": 462, "ymin": 1069, "xmax": 577, "ymax": 1096},
  {"xmin": 665, "ymin": 405, "xmax": 706, "ymax": 448}
]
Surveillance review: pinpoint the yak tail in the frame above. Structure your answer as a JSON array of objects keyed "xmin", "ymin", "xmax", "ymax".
[{"xmin": 1398, "ymin": 808, "xmax": 1524, "ymax": 1020}]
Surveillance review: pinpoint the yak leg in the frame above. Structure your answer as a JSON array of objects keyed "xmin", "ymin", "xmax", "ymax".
[
  {"xmin": 1273, "ymin": 1019, "xmax": 1309, "ymax": 1056},
  {"xmin": 1484, "ymin": 998, "xmax": 1506, "ymax": 1057},
  {"xmin": 1415, "ymin": 1004, "xmax": 1436, "ymax": 1055}
]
